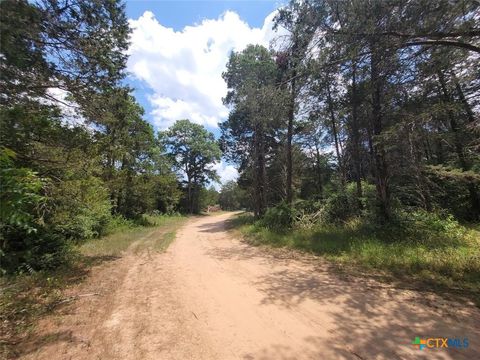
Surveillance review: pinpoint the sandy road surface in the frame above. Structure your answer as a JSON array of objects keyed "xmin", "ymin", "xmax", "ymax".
[{"xmin": 20, "ymin": 213, "xmax": 480, "ymax": 359}]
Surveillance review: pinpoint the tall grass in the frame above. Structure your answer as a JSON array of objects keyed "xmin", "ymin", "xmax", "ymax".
[{"xmin": 231, "ymin": 213, "xmax": 480, "ymax": 303}]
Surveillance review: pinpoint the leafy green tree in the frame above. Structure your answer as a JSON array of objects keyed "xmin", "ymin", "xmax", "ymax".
[
  {"xmin": 219, "ymin": 181, "xmax": 248, "ymax": 211},
  {"xmin": 199, "ymin": 187, "xmax": 220, "ymax": 211},
  {"xmin": 161, "ymin": 120, "xmax": 221, "ymax": 213},
  {"xmin": 0, "ymin": 0, "xmax": 180, "ymax": 272},
  {"xmin": 274, "ymin": 0, "xmax": 318, "ymax": 203},
  {"xmin": 0, "ymin": 148, "xmax": 44, "ymax": 241},
  {"xmin": 0, "ymin": 0, "xmax": 130, "ymax": 107},
  {"xmin": 221, "ymin": 45, "xmax": 287, "ymax": 217}
]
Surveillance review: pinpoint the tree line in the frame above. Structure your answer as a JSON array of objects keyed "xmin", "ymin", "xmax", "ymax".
[
  {"xmin": 221, "ymin": 0, "xmax": 479, "ymax": 224},
  {"xmin": 0, "ymin": 0, "xmax": 220, "ymax": 273},
  {"xmin": 1, "ymin": 0, "xmax": 479, "ymax": 273}
]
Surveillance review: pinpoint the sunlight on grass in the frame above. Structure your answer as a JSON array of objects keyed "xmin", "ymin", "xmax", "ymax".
[
  {"xmin": 154, "ymin": 231, "xmax": 176, "ymax": 252},
  {"xmin": 230, "ymin": 213, "xmax": 480, "ymax": 303},
  {"xmin": 79, "ymin": 227, "xmax": 153, "ymax": 257},
  {"xmin": 79, "ymin": 214, "xmax": 187, "ymax": 257}
]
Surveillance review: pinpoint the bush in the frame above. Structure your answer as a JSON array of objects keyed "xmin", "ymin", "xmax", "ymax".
[
  {"xmin": 0, "ymin": 149, "xmax": 70, "ymax": 273},
  {"xmin": 0, "ymin": 148, "xmax": 45, "ymax": 237},
  {"xmin": 398, "ymin": 209, "xmax": 466, "ymax": 245},
  {"xmin": 48, "ymin": 177, "xmax": 112, "ymax": 240},
  {"xmin": 103, "ymin": 215, "xmax": 136, "ymax": 234},
  {"xmin": 1, "ymin": 227, "xmax": 73, "ymax": 274},
  {"xmin": 259, "ymin": 202, "xmax": 295, "ymax": 229},
  {"xmin": 322, "ymin": 182, "xmax": 377, "ymax": 224}
]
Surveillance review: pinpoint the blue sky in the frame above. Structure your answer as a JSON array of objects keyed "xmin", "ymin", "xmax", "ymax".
[
  {"xmin": 126, "ymin": 1, "xmax": 280, "ymax": 30},
  {"xmin": 124, "ymin": 0, "xmax": 283, "ymax": 133},
  {"xmin": 123, "ymin": 0, "xmax": 285, "ymax": 184}
]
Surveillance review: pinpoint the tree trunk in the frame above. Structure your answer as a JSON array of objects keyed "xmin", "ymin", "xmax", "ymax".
[
  {"xmin": 286, "ymin": 73, "xmax": 295, "ymax": 204},
  {"xmin": 451, "ymin": 73, "xmax": 475, "ymax": 124},
  {"xmin": 258, "ymin": 124, "xmax": 267, "ymax": 217},
  {"xmin": 438, "ymin": 71, "xmax": 480, "ymax": 219},
  {"xmin": 350, "ymin": 62, "xmax": 363, "ymax": 208},
  {"xmin": 326, "ymin": 80, "xmax": 345, "ymax": 186},
  {"xmin": 253, "ymin": 122, "xmax": 266, "ymax": 218},
  {"xmin": 314, "ymin": 143, "xmax": 323, "ymax": 199},
  {"xmin": 437, "ymin": 71, "xmax": 468, "ymax": 169},
  {"xmin": 187, "ymin": 175, "xmax": 193, "ymax": 214},
  {"xmin": 370, "ymin": 43, "xmax": 391, "ymax": 222}
]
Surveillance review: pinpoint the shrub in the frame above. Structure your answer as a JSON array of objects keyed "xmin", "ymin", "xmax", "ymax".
[
  {"xmin": 321, "ymin": 182, "xmax": 377, "ymax": 224},
  {"xmin": 399, "ymin": 209, "xmax": 466, "ymax": 245},
  {"xmin": 103, "ymin": 215, "xmax": 136, "ymax": 234},
  {"xmin": 259, "ymin": 202, "xmax": 295, "ymax": 229},
  {"xmin": 0, "ymin": 148, "xmax": 45, "ymax": 237},
  {"xmin": 1, "ymin": 227, "xmax": 73, "ymax": 273},
  {"xmin": 0, "ymin": 148, "xmax": 71, "ymax": 273},
  {"xmin": 48, "ymin": 177, "xmax": 112, "ymax": 240}
]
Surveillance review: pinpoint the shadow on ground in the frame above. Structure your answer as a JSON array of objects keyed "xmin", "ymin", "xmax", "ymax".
[
  {"xmin": 204, "ymin": 225, "xmax": 480, "ymax": 360},
  {"xmin": 1, "ymin": 254, "xmax": 120, "ymax": 359}
]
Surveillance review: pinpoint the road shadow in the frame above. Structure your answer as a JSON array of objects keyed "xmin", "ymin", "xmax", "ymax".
[
  {"xmin": 205, "ymin": 223, "xmax": 480, "ymax": 359},
  {"xmin": 244, "ymin": 263, "xmax": 479, "ymax": 359},
  {"xmin": 197, "ymin": 220, "xmax": 227, "ymax": 233},
  {"xmin": 2, "ymin": 254, "xmax": 120, "ymax": 359}
]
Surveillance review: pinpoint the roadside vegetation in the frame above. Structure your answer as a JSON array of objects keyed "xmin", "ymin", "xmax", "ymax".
[
  {"xmin": 1, "ymin": 0, "xmax": 479, "ymax": 355},
  {"xmin": 218, "ymin": 1, "xmax": 480, "ymax": 305},
  {"xmin": 230, "ymin": 209, "xmax": 480, "ymax": 305},
  {"xmin": 0, "ymin": 214, "xmax": 186, "ymax": 358}
]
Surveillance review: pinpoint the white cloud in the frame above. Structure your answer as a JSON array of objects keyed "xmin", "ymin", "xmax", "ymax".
[
  {"xmin": 211, "ymin": 161, "xmax": 239, "ymax": 190},
  {"xmin": 127, "ymin": 10, "xmax": 280, "ymax": 130}
]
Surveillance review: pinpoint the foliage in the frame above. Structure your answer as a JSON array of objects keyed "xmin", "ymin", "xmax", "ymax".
[
  {"xmin": 0, "ymin": 0, "xmax": 130, "ymax": 107},
  {"xmin": 0, "ymin": 148, "xmax": 45, "ymax": 237},
  {"xmin": 161, "ymin": 120, "xmax": 221, "ymax": 213},
  {"xmin": 259, "ymin": 202, "xmax": 295, "ymax": 229},
  {"xmin": 0, "ymin": 1, "xmax": 183, "ymax": 272},
  {"xmin": 1, "ymin": 228, "xmax": 73, "ymax": 274},
  {"xmin": 0, "ymin": 148, "xmax": 72, "ymax": 274},
  {"xmin": 221, "ymin": 44, "xmax": 288, "ymax": 217},
  {"xmin": 0, "ymin": 213, "xmax": 186, "ymax": 358},
  {"xmin": 48, "ymin": 177, "xmax": 112, "ymax": 240},
  {"xmin": 222, "ymin": 0, "xmax": 479, "ymax": 226},
  {"xmin": 198, "ymin": 187, "xmax": 220, "ymax": 210},
  {"xmin": 231, "ymin": 212, "xmax": 480, "ymax": 304},
  {"xmin": 219, "ymin": 180, "xmax": 248, "ymax": 210}
]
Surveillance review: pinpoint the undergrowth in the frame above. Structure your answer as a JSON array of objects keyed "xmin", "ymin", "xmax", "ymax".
[
  {"xmin": 0, "ymin": 214, "xmax": 186, "ymax": 358},
  {"xmin": 230, "ymin": 212, "xmax": 480, "ymax": 305}
]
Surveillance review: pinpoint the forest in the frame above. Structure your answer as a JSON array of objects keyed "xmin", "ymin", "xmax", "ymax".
[
  {"xmin": 0, "ymin": 0, "xmax": 225, "ymax": 273},
  {"xmin": 219, "ymin": 0, "xmax": 480, "ymax": 297},
  {"xmin": 1, "ymin": 1, "xmax": 479, "ymax": 287}
]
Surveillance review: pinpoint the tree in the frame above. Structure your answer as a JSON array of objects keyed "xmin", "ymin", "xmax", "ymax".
[
  {"xmin": 161, "ymin": 120, "xmax": 221, "ymax": 214},
  {"xmin": 0, "ymin": 0, "xmax": 130, "ymax": 108},
  {"xmin": 219, "ymin": 181, "xmax": 248, "ymax": 210},
  {"xmin": 221, "ymin": 45, "xmax": 287, "ymax": 217},
  {"xmin": 224, "ymin": 0, "xmax": 479, "ymax": 224},
  {"xmin": 199, "ymin": 187, "xmax": 220, "ymax": 211},
  {"xmin": 274, "ymin": 0, "xmax": 318, "ymax": 203},
  {"xmin": 0, "ymin": 0, "xmax": 182, "ymax": 272}
]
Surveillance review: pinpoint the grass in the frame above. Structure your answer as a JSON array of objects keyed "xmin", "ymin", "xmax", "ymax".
[
  {"xmin": 79, "ymin": 214, "xmax": 186, "ymax": 256},
  {"xmin": 0, "ymin": 263, "xmax": 88, "ymax": 358},
  {"xmin": 154, "ymin": 231, "xmax": 175, "ymax": 251},
  {"xmin": 229, "ymin": 213, "xmax": 480, "ymax": 305},
  {"xmin": 0, "ymin": 214, "xmax": 187, "ymax": 358}
]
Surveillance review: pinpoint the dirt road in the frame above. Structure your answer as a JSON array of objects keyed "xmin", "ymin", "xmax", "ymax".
[{"xmin": 21, "ymin": 213, "xmax": 480, "ymax": 359}]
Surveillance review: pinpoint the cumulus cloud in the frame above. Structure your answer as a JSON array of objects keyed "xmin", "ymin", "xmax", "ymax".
[
  {"xmin": 127, "ymin": 10, "xmax": 280, "ymax": 130},
  {"xmin": 211, "ymin": 161, "xmax": 239, "ymax": 190}
]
